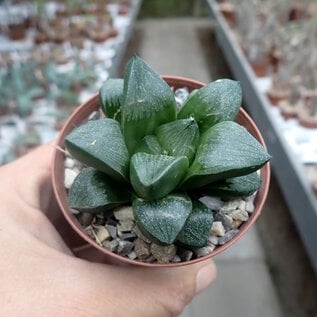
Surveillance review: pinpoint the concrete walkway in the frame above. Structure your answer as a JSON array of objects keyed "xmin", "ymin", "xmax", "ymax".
[{"xmin": 132, "ymin": 18, "xmax": 284, "ymax": 317}]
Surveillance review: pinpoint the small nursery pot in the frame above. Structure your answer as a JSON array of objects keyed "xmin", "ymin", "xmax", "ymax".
[{"xmin": 52, "ymin": 76, "xmax": 270, "ymax": 267}]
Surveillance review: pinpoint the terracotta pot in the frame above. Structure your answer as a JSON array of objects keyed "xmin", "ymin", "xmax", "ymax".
[
  {"xmin": 7, "ymin": 22, "xmax": 26, "ymax": 41},
  {"xmin": 267, "ymin": 88, "xmax": 290, "ymax": 106},
  {"xmin": 279, "ymin": 100, "xmax": 300, "ymax": 120},
  {"xmin": 52, "ymin": 76, "xmax": 271, "ymax": 267},
  {"xmin": 250, "ymin": 58, "xmax": 269, "ymax": 78}
]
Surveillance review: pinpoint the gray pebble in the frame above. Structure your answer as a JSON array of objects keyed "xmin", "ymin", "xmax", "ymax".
[
  {"xmin": 93, "ymin": 214, "xmax": 106, "ymax": 226},
  {"xmin": 133, "ymin": 226, "xmax": 152, "ymax": 244},
  {"xmin": 102, "ymin": 239, "xmax": 119, "ymax": 252},
  {"xmin": 150, "ymin": 243, "xmax": 177, "ymax": 264},
  {"xmin": 172, "ymin": 255, "xmax": 182, "ymax": 263},
  {"xmin": 117, "ymin": 240, "xmax": 134, "ymax": 256},
  {"xmin": 218, "ymin": 229, "xmax": 239, "ymax": 245},
  {"xmin": 208, "ymin": 235, "xmax": 219, "ymax": 245},
  {"xmin": 128, "ymin": 250, "xmax": 137, "ymax": 260},
  {"xmin": 194, "ymin": 244, "xmax": 215, "ymax": 258},
  {"xmin": 145, "ymin": 255, "xmax": 156, "ymax": 263},
  {"xmin": 105, "ymin": 224, "xmax": 117, "ymax": 239},
  {"xmin": 105, "ymin": 216, "xmax": 118, "ymax": 227},
  {"xmin": 120, "ymin": 232, "xmax": 137, "ymax": 241},
  {"xmin": 199, "ymin": 196, "xmax": 224, "ymax": 210},
  {"xmin": 117, "ymin": 219, "xmax": 134, "ymax": 234},
  {"xmin": 78, "ymin": 212, "xmax": 94, "ymax": 227},
  {"xmin": 178, "ymin": 249, "xmax": 193, "ymax": 262},
  {"xmin": 214, "ymin": 212, "xmax": 233, "ymax": 230},
  {"xmin": 134, "ymin": 238, "xmax": 151, "ymax": 260}
]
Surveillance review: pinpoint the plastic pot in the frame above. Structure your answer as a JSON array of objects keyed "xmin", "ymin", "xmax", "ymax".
[{"xmin": 52, "ymin": 76, "xmax": 271, "ymax": 267}]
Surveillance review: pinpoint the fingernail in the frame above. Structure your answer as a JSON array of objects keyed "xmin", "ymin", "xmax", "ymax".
[{"xmin": 195, "ymin": 262, "xmax": 216, "ymax": 294}]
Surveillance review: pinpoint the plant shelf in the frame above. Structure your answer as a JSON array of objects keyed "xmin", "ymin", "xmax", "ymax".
[{"xmin": 206, "ymin": 0, "xmax": 317, "ymax": 275}]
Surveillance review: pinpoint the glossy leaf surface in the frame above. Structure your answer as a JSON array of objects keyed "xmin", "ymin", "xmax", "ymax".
[
  {"xmin": 122, "ymin": 56, "xmax": 177, "ymax": 154},
  {"xmin": 199, "ymin": 172, "xmax": 262, "ymax": 198},
  {"xmin": 176, "ymin": 201, "xmax": 214, "ymax": 248},
  {"xmin": 65, "ymin": 118, "xmax": 130, "ymax": 183},
  {"xmin": 135, "ymin": 135, "xmax": 162, "ymax": 155},
  {"xmin": 182, "ymin": 121, "xmax": 271, "ymax": 189},
  {"xmin": 156, "ymin": 118, "xmax": 199, "ymax": 164},
  {"xmin": 130, "ymin": 153, "xmax": 188, "ymax": 200},
  {"xmin": 133, "ymin": 193, "xmax": 192, "ymax": 245},
  {"xmin": 178, "ymin": 79, "xmax": 242, "ymax": 133},
  {"xmin": 69, "ymin": 168, "xmax": 131, "ymax": 213},
  {"xmin": 99, "ymin": 78, "xmax": 124, "ymax": 122}
]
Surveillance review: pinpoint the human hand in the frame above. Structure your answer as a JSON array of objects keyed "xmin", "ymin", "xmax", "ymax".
[{"xmin": 0, "ymin": 144, "xmax": 216, "ymax": 317}]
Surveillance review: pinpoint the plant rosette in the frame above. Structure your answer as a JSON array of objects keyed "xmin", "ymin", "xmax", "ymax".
[{"xmin": 52, "ymin": 56, "xmax": 271, "ymax": 267}]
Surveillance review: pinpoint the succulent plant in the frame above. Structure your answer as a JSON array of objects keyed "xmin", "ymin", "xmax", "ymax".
[{"xmin": 65, "ymin": 56, "xmax": 270, "ymax": 249}]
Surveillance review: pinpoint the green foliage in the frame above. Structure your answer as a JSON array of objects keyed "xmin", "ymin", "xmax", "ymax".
[{"xmin": 66, "ymin": 56, "xmax": 270, "ymax": 248}]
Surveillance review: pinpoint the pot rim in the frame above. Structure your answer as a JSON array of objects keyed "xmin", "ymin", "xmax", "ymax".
[{"xmin": 52, "ymin": 76, "xmax": 270, "ymax": 267}]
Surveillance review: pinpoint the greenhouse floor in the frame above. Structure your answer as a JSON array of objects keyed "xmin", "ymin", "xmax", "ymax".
[{"xmin": 119, "ymin": 17, "xmax": 317, "ymax": 317}]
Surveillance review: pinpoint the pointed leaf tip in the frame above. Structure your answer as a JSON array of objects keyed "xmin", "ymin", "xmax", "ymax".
[
  {"xmin": 182, "ymin": 121, "xmax": 270, "ymax": 189},
  {"xmin": 130, "ymin": 153, "xmax": 188, "ymax": 200},
  {"xmin": 133, "ymin": 193, "xmax": 192, "ymax": 245},
  {"xmin": 178, "ymin": 79, "xmax": 242, "ymax": 132},
  {"xmin": 122, "ymin": 56, "xmax": 177, "ymax": 154}
]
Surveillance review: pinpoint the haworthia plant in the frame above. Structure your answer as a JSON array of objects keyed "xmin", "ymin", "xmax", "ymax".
[
  {"xmin": 99, "ymin": 78, "xmax": 124, "ymax": 122},
  {"xmin": 121, "ymin": 56, "xmax": 177, "ymax": 154},
  {"xmin": 177, "ymin": 79, "xmax": 242, "ymax": 133},
  {"xmin": 65, "ymin": 56, "xmax": 271, "ymax": 248}
]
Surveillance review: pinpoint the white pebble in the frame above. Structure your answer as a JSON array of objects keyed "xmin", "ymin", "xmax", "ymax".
[
  {"xmin": 64, "ymin": 168, "xmax": 79, "ymax": 189},
  {"xmin": 96, "ymin": 227, "xmax": 111, "ymax": 242},
  {"xmin": 64, "ymin": 157, "xmax": 75, "ymax": 169},
  {"xmin": 195, "ymin": 244, "xmax": 216, "ymax": 258},
  {"xmin": 117, "ymin": 220, "xmax": 134, "ymax": 235},
  {"xmin": 221, "ymin": 199, "xmax": 241, "ymax": 212},
  {"xmin": 228, "ymin": 209, "xmax": 249, "ymax": 221},
  {"xmin": 70, "ymin": 208, "xmax": 80, "ymax": 215},
  {"xmin": 210, "ymin": 221, "xmax": 226, "ymax": 236},
  {"xmin": 245, "ymin": 201, "xmax": 255, "ymax": 213},
  {"xmin": 114, "ymin": 206, "xmax": 134, "ymax": 221},
  {"xmin": 127, "ymin": 250, "xmax": 137, "ymax": 260},
  {"xmin": 238, "ymin": 200, "xmax": 246, "ymax": 211}
]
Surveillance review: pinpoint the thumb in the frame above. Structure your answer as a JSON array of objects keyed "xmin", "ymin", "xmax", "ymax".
[{"xmin": 75, "ymin": 259, "xmax": 216, "ymax": 317}]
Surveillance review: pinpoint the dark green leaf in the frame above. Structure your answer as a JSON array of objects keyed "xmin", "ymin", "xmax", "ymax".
[
  {"xmin": 155, "ymin": 118, "xmax": 199, "ymax": 164},
  {"xmin": 135, "ymin": 135, "xmax": 162, "ymax": 155},
  {"xmin": 122, "ymin": 56, "xmax": 177, "ymax": 154},
  {"xmin": 69, "ymin": 168, "xmax": 131, "ymax": 213},
  {"xmin": 199, "ymin": 172, "xmax": 262, "ymax": 198},
  {"xmin": 133, "ymin": 193, "xmax": 192, "ymax": 245},
  {"xmin": 99, "ymin": 78, "xmax": 124, "ymax": 122},
  {"xmin": 176, "ymin": 201, "xmax": 214, "ymax": 248},
  {"xmin": 65, "ymin": 118, "xmax": 130, "ymax": 183},
  {"xmin": 130, "ymin": 153, "xmax": 189, "ymax": 200},
  {"xmin": 182, "ymin": 121, "xmax": 271, "ymax": 189},
  {"xmin": 177, "ymin": 79, "xmax": 242, "ymax": 133}
]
